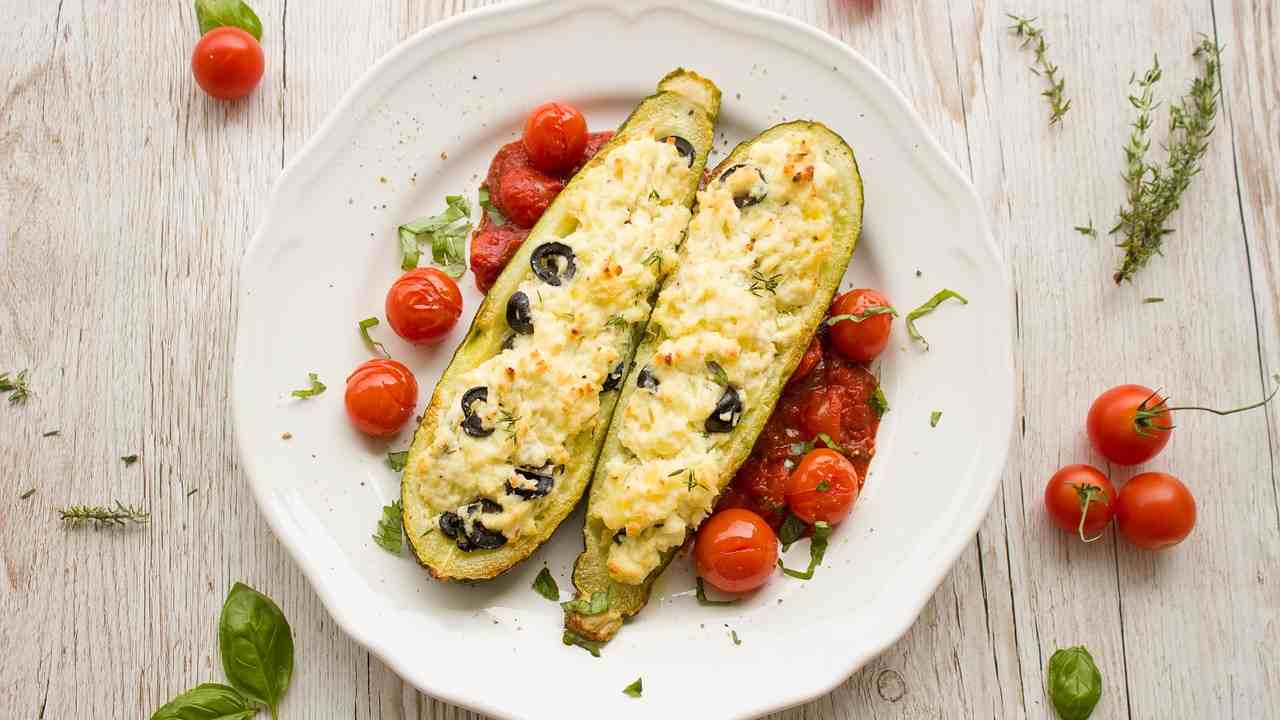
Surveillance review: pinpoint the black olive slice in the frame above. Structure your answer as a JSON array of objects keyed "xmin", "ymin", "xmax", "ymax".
[
  {"xmin": 460, "ymin": 386, "xmax": 494, "ymax": 438},
  {"xmin": 530, "ymin": 242, "xmax": 576, "ymax": 286},
  {"xmin": 637, "ymin": 365, "xmax": 659, "ymax": 391},
  {"xmin": 718, "ymin": 164, "xmax": 768, "ymax": 209},
  {"xmin": 704, "ymin": 386, "xmax": 743, "ymax": 433},
  {"xmin": 661, "ymin": 135, "xmax": 695, "ymax": 167},
  {"xmin": 602, "ymin": 361, "xmax": 627, "ymax": 392},
  {"xmin": 468, "ymin": 525, "xmax": 507, "ymax": 550},
  {"xmin": 506, "ymin": 291, "xmax": 533, "ymax": 335},
  {"xmin": 505, "ymin": 465, "xmax": 555, "ymax": 500},
  {"xmin": 439, "ymin": 511, "xmax": 463, "ymax": 539},
  {"xmin": 444, "ymin": 498, "xmax": 507, "ymax": 551}
]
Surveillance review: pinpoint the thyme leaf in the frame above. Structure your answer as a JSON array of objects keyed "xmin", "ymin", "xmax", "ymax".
[{"xmin": 1008, "ymin": 14, "xmax": 1072, "ymax": 125}]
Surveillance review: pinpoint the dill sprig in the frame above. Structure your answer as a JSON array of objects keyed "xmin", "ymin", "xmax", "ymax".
[
  {"xmin": 1008, "ymin": 14, "xmax": 1071, "ymax": 125},
  {"xmin": 498, "ymin": 408, "xmax": 519, "ymax": 434},
  {"xmin": 58, "ymin": 501, "xmax": 150, "ymax": 528},
  {"xmin": 1111, "ymin": 38, "xmax": 1222, "ymax": 284},
  {"xmin": 0, "ymin": 369, "xmax": 31, "ymax": 405}
]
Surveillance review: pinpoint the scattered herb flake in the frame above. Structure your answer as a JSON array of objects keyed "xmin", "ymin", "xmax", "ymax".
[
  {"xmin": 777, "ymin": 512, "xmax": 807, "ymax": 552},
  {"xmin": 779, "ymin": 521, "xmax": 833, "ymax": 580},
  {"xmin": 905, "ymin": 289, "xmax": 968, "ymax": 350},
  {"xmin": 562, "ymin": 589, "xmax": 610, "ymax": 616},
  {"xmin": 478, "ymin": 186, "xmax": 507, "ymax": 226},
  {"xmin": 562, "ymin": 629, "xmax": 604, "ymax": 657},
  {"xmin": 532, "ymin": 567, "xmax": 559, "ymax": 601},
  {"xmin": 186, "ymin": 488, "xmax": 200, "ymax": 497},
  {"xmin": 816, "ymin": 479, "xmax": 830, "ymax": 492},
  {"xmin": 869, "ymin": 385, "xmax": 890, "ymax": 418},
  {"xmin": 1074, "ymin": 222, "xmax": 1098, "ymax": 238},
  {"xmin": 1143, "ymin": 297, "xmax": 1165, "ymax": 304},
  {"xmin": 695, "ymin": 577, "xmax": 736, "ymax": 606},
  {"xmin": 816, "ymin": 432, "xmax": 846, "ymax": 454},
  {"xmin": 58, "ymin": 501, "xmax": 150, "ymax": 528},
  {"xmin": 1008, "ymin": 14, "xmax": 1071, "ymax": 125},
  {"xmin": 121, "ymin": 454, "xmax": 139, "ymax": 466},
  {"xmin": 748, "ymin": 270, "xmax": 783, "ymax": 296},
  {"xmin": 387, "ymin": 450, "xmax": 409, "ymax": 472},
  {"xmin": 291, "ymin": 373, "xmax": 326, "ymax": 398},
  {"xmin": 373, "ymin": 500, "xmax": 404, "ymax": 554},
  {"xmin": 398, "ymin": 195, "xmax": 472, "ymax": 277},
  {"xmin": 358, "ymin": 317, "xmax": 391, "ymax": 358},
  {"xmin": 706, "ymin": 360, "xmax": 730, "ymax": 387},
  {"xmin": 604, "ymin": 314, "xmax": 628, "ymax": 330},
  {"xmin": 622, "ymin": 678, "xmax": 643, "ymax": 698},
  {"xmin": 20, "ymin": 488, "xmax": 35, "ymax": 500},
  {"xmin": 730, "ymin": 629, "xmax": 742, "ymax": 645},
  {"xmin": 825, "ymin": 305, "xmax": 897, "ymax": 326},
  {"xmin": 43, "ymin": 429, "xmax": 59, "ymax": 437},
  {"xmin": 0, "ymin": 369, "xmax": 31, "ymax": 405},
  {"xmin": 930, "ymin": 411, "xmax": 943, "ymax": 427}
]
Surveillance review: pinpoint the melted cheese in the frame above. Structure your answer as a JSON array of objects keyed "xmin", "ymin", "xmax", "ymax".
[
  {"xmin": 590, "ymin": 137, "xmax": 839, "ymax": 584},
  {"xmin": 406, "ymin": 134, "xmax": 693, "ymax": 542}
]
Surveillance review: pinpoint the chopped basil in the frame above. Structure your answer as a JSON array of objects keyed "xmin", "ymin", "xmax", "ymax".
[
  {"xmin": 777, "ymin": 512, "xmax": 806, "ymax": 552},
  {"xmin": 43, "ymin": 429, "xmax": 60, "ymax": 437},
  {"xmin": 905, "ymin": 289, "xmax": 968, "ymax": 350},
  {"xmin": 398, "ymin": 195, "xmax": 472, "ymax": 277},
  {"xmin": 561, "ymin": 589, "xmax": 610, "ymax": 616},
  {"xmin": 291, "ymin": 373, "xmax": 326, "ymax": 398},
  {"xmin": 386, "ymin": 450, "xmax": 409, "ymax": 472},
  {"xmin": 562, "ymin": 629, "xmax": 604, "ymax": 657},
  {"xmin": 0, "ymin": 369, "xmax": 31, "ymax": 405},
  {"xmin": 706, "ymin": 360, "xmax": 730, "ymax": 387},
  {"xmin": 816, "ymin": 432, "xmax": 846, "ymax": 454},
  {"xmin": 730, "ymin": 629, "xmax": 742, "ymax": 645},
  {"xmin": 121, "ymin": 454, "xmax": 139, "ymax": 466},
  {"xmin": 19, "ymin": 488, "xmax": 35, "ymax": 500},
  {"xmin": 695, "ymin": 577, "xmax": 736, "ymax": 606},
  {"xmin": 604, "ymin": 314, "xmax": 627, "ymax": 330},
  {"xmin": 358, "ymin": 317, "xmax": 390, "ymax": 358},
  {"xmin": 622, "ymin": 678, "xmax": 643, "ymax": 698},
  {"xmin": 532, "ymin": 567, "xmax": 559, "ymax": 601},
  {"xmin": 1143, "ymin": 297, "xmax": 1165, "ymax": 304},
  {"xmin": 779, "ymin": 521, "xmax": 832, "ymax": 580},
  {"xmin": 372, "ymin": 500, "xmax": 404, "ymax": 554},
  {"xmin": 816, "ymin": 479, "xmax": 830, "ymax": 492},
  {"xmin": 930, "ymin": 410, "xmax": 943, "ymax": 427},
  {"xmin": 869, "ymin": 385, "xmax": 889, "ymax": 418},
  {"xmin": 478, "ymin": 186, "xmax": 507, "ymax": 226},
  {"xmin": 825, "ymin": 305, "xmax": 897, "ymax": 326}
]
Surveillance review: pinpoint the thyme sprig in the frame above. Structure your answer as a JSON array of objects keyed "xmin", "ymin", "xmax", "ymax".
[
  {"xmin": 1111, "ymin": 38, "xmax": 1222, "ymax": 284},
  {"xmin": 58, "ymin": 501, "xmax": 150, "ymax": 528},
  {"xmin": 0, "ymin": 369, "xmax": 31, "ymax": 405},
  {"xmin": 1008, "ymin": 14, "xmax": 1071, "ymax": 125}
]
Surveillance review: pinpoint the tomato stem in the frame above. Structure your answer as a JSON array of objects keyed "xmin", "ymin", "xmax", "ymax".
[
  {"xmin": 1133, "ymin": 375, "xmax": 1279, "ymax": 436},
  {"xmin": 1073, "ymin": 484, "xmax": 1106, "ymax": 543}
]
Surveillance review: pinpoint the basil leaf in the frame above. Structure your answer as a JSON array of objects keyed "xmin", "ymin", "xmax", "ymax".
[
  {"xmin": 195, "ymin": 0, "xmax": 263, "ymax": 40},
  {"xmin": 150, "ymin": 683, "xmax": 257, "ymax": 720},
  {"xmin": 121, "ymin": 454, "xmax": 140, "ymax": 466},
  {"xmin": 1047, "ymin": 646, "xmax": 1102, "ymax": 720},
  {"xmin": 815, "ymin": 432, "xmax": 846, "ymax": 454},
  {"xmin": 290, "ymin": 372, "xmax": 325, "ymax": 398},
  {"xmin": 373, "ymin": 500, "xmax": 403, "ymax": 554},
  {"xmin": 218, "ymin": 583, "xmax": 293, "ymax": 716},
  {"xmin": 930, "ymin": 410, "xmax": 943, "ymax": 427},
  {"xmin": 398, "ymin": 227, "xmax": 421, "ymax": 271},
  {"xmin": 705, "ymin": 360, "xmax": 730, "ymax": 387},
  {"xmin": 358, "ymin": 317, "xmax": 390, "ymax": 358},
  {"xmin": 777, "ymin": 512, "xmax": 806, "ymax": 551},
  {"xmin": 397, "ymin": 195, "xmax": 472, "ymax": 277},
  {"xmin": 386, "ymin": 450, "xmax": 409, "ymax": 472},
  {"xmin": 622, "ymin": 677, "xmax": 643, "ymax": 698},
  {"xmin": 779, "ymin": 521, "xmax": 832, "ymax": 580},
  {"xmin": 695, "ymin": 577, "xmax": 735, "ymax": 605},
  {"xmin": 561, "ymin": 589, "xmax": 610, "ymax": 615},
  {"xmin": 532, "ymin": 567, "xmax": 559, "ymax": 601},
  {"xmin": 478, "ymin": 186, "xmax": 507, "ymax": 227},
  {"xmin": 562, "ymin": 629, "xmax": 604, "ymax": 657},
  {"xmin": 730, "ymin": 629, "xmax": 742, "ymax": 645},
  {"xmin": 869, "ymin": 385, "xmax": 889, "ymax": 418},
  {"xmin": 825, "ymin": 305, "xmax": 897, "ymax": 326},
  {"xmin": 905, "ymin": 289, "xmax": 968, "ymax": 350}
]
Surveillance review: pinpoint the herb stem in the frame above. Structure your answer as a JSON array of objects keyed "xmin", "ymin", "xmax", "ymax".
[{"xmin": 1008, "ymin": 15, "xmax": 1072, "ymax": 125}]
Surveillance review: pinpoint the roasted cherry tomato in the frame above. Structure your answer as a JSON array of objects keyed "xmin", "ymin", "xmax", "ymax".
[
  {"xmin": 385, "ymin": 267, "xmax": 463, "ymax": 344},
  {"xmin": 788, "ymin": 338, "xmax": 822, "ymax": 386},
  {"xmin": 495, "ymin": 165, "xmax": 564, "ymax": 228},
  {"xmin": 800, "ymin": 384, "xmax": 857, "ymax": 446},
  {"xmin": 522, "ymin": 102, "xmax": 589, "ymax": 175},
  {"xmin": 1043, "ymin": 464, "xmax": 1116, "ymax": 542},
  {"xmin": 1115, "ymin": 472, "xmax": 1196, "ymax": 550},
  {"xmin": 718, "ymin": 450, "xmax": 791, "ymax": 528},
  {"xmin": 1086, "ymin": 384, "xmax": 1171, "ymax": 465},
  {"xmin": 694, "ymin": 508, "xmax": 779, "ymax": 593},
  {"xmin": 826, "ymin": 289, "xmax": 895, "ymax": 364},
  {"xmin": 785, "ymin": 449, "xmax": 860, "ymax": 525},
  {"xmin": 344, "ymin": 359, "xmax": 418, "ymax": 437},
  {"xmin": 191, "ymin": 27, "xmax": 264, "ymax": 101}
]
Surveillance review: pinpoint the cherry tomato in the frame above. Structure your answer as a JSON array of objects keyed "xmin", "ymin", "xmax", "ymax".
[
  {"xmin": 469, "ymin": 219, "xmax": 530, "ymax": 294},
  {"xmin": 788, "ymin": 338, "xmax": 822, "ymax": 386},
  {"xmin": 718, "ymin": 451, "xmax": 791, "ymax": 528},
  {"xmin": 495, "ymin": 165, "xmax": 564, "ymax": 228},
  {"xmin": 522, "ymin": 102, "xmax": 589, "ymax": 175},
  {"xmin": 1086, "ymin": 384, "xmax": 1171, "ymax": 465},
  {"xmin": 800, "ymin": 384, "xmax": 857, "ymax": 446},
  {"xmin": 694, "ymin": 508, "xmax": 779, "ymax": 593},
  {"xmin": 1043, "ymin": 464, "xmax": 1116, "ymax": 541},
  {"xmin": 191, "ymin": 27, "xmax": 264, "ymax": 101},
  {"xmin": 344, "ymin": 359, "xmax": 418, "ymax": 437},
  {"xmin": 785, "ymin": 449, "xmax": 860, "ymax": 525},
  {"xmin": 1115, "ymin": 472, "xmax": 1196, "ymax": 550},
  {"xmin": 826, "ymin": 289, "xmax": 895, "ymax": 364},
  {"xmin": 385, "ymin": 267, "xmax": 463, "ymax": 344}
]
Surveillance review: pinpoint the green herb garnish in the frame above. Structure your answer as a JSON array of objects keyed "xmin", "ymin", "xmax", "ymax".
[
  {"xmin": 19, "ymin": 488, "xmax": 35, "ymax": 500},
  {"xmin": 478, "ymin": 186, "xmax": 507, "ymax": 226},
  {"xmin": 1046, "ymin": 646, "xmax": 1103, "ymax": 720},
  {"xmin": 562, "ymin": 590, "xmax": 610, "ymax": 616},
  {"xmin": 706, "ymin": 360, "xmax": 730, "ymax": 387},
  {"xmin": 150, "ymin": 683, "xmax": 258, "ymax": 720},
  {"xmin": 642, "ymin": 250, "xmax": 664, "ymax": 275},
  {"xmin": 1112, "ymin": 39, "xmax": 1222, "ymax": 284},
  {"xmin": 42, "ymin": 429, "xmax": 59, "ymax": 437},
  {"xmin": 730, "ymin": 629, "xmax": 742, "ymax": 645},
  {"xmin": 695, "ymin": 577, "xmax": 736, "ymax": 606},
  {"xmin": 778, "ymin": 521, "xmax": 832, "ymax": 580},
  {"xmin": 604, "ymin": 314, "xmax": 628, "ymax": 330},
  {"xmin": 825, "ymin": 305, "xmax": 897, "ymax": 326},
  {"xmin": 0, "ymin": 369, "xmax": 31, "ymax": 405},
  {"xmin": 373, "ymin": 500, "xmax": 404, "ymax": 554},
  {"xmin": 59, "ymin": 501, "xmax": 150, "ymax": 528},
  {"xmin": 930, "ymin": 411, "xmax": 942, "ymax": 427},
  {"xmin": 498, "ymin": 408, "xmax": 519, "ymax": 435},
  {"xmin": 622, "ymin": 678, "xmax": 643, "ymax": 698},
  {"xmin": 217, "ymin": 583, "xmax": 294, "ymax": 717},
  {"xmin": 358, "ymin": 317, "xmax": 390, "ymax": 358},
  {"xmin": 777, "ymin": 512, "xmax": 806, "ymax": 552},
  {"xmin": 869, "ymin": 385, "xmax": 890, "ymax": 418},
  {"xmin": 398, "ymin": 194, "xmax": 472, "ymax": 277},
  {"xmin": 562, "ymin": 629, "xmax": 604, "ymax": 657},
  {"xmin": 748, "ymin": 270, "xmax": 783, "ymax": 296},
  {"xmin": 1142, "ymin": 297, "xmax": 1165, "ymax": 304},
  {"xmin": 532, "ymin": 567, "xmax": 559, "ymax": 601},
  {"xmin": 195, "ymin": 0, "xmax": 263, "ymax": 40},
  {"xmin": 905, "ymin": 289, "xmax": 968, "ymax": 350},
  {"xmin": 291, "ymin": 373, "xmax": 326, "ymax": 398},
  {"xmin": 121, "ymin": 454, "xmax": 139, "ymax": 466},
  {"xmin": 1008, "ymin": 14, "xmax": 1071, "ymax": 125},
  {"xmin": 387, "ymin": 450, "xmax": 409, "ymax": 472},
  {"xmin": 816, "ymin": 480, "xmax": 830, "ymax": 492}
]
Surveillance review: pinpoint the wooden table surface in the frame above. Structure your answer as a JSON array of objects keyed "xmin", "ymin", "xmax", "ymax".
[{"xmin": 3, "ymin": 1, "xmax": 1277, "ymax": 717}]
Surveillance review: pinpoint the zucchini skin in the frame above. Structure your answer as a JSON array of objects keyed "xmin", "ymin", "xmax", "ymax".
[
  {"xmin": 567, "ymin": 120, "xmax": 865, "ymax": 641},
  {"xmin": 401, "ymin": 71, "xmax": 721, "ymax": 582}
]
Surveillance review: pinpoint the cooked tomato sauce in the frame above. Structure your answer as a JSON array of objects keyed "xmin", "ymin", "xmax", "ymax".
[
  {"xmin": 716, "ymin": 331, "xmax": 882, "ymax": 529},
  {"xmin": 469, "ymin": 130, "xmax": 613, "ymax": 292}
]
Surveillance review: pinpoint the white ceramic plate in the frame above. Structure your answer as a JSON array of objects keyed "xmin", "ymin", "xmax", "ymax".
[{"xmin": 233, "ymin": 1, "xmax": 1014, "ymax": 718}]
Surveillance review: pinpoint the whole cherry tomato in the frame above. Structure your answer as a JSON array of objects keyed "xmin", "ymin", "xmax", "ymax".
[
  {"xmin": 800, "ymin": 384, "xmax": 857, "ymax": 446},
  {"xmin": 826, "ymin": 289, "xmax": 895, "ymax": 364},
  {"xmin": 344, "ymin": 359, "xmax": 418, "ymax": 437},
  {"xmin": 495, "ymin": 165, "xmax": 564, "ymax": 228},
  {"xmin": 469, "ymin": 220, "xmax": 530, "ymax": 294},
  {"xmin": 788, "ymin": 338, "xmax": 822, "ymax": 386},
  {"xmin": 1086, "ymin": 385, "xmax": 1171, "ymax": 465},
  {"xmin": 191, "ymin": 27, "xmax": 264, "ymax": 101},
  {"xmin": 1115, "ymin": 472, "xmax": 1196, "ymax": 549},
  {"xmin": 1043, "ymin": 464, "xmax": 1116, "ymax": 542},
  {"xmin": 694, "ymin": 508, "xmax": 779, "ymax": 593},
  {"xmin": 522, "ymin": 102, "xmax": 589, "ymax": 175},
  {"xmin": 785, "ymin": 448, "xmax": 860, "ymax": 525},
  {"xmin": 385, "ymin": 267, "xmax": 463, "ymax": 344}
]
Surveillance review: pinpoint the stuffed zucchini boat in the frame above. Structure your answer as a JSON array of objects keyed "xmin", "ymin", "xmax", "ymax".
[
  {"xmin": 401, "ymin": 70, "xmax": 721, "ymax": 581},
  {"xmin": 566, "ymin": 121, "xmax": 863, "ymax": 641}
]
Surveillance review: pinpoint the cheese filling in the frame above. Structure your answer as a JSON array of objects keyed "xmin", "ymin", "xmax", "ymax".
[
  {"xmin": 407, "ymin": 134, "xmax": 694, "ymax": 545},
  {"xmin": 590, "ymin": 137, "xmax": 839, "ymax": 584}
]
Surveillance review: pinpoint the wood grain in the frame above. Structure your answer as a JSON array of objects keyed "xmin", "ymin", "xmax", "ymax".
[{"xmin": 1, "ymin": 1, "xmax": 1276, "ymax": 718}]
